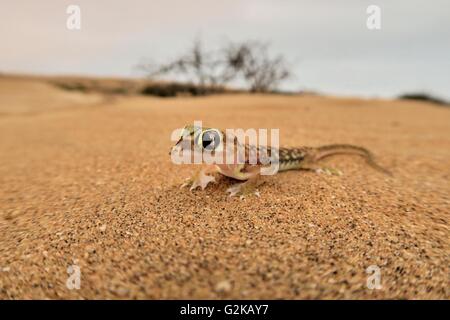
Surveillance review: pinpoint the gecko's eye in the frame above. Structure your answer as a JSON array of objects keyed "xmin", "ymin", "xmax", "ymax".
[{"xmin": 197, "ymin": 129, "xmax": 222, "ymax": 151}]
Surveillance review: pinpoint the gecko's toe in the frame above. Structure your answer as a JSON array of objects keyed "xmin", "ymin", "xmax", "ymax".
[
  {"xmin": 189, "ymin": 181, "xmax": 201, "ymax": 191},
  {"xmin": 180, "ymin": 178, "xmax": 191, "ymax": 189},
  {"xmin": 180, "ymin": 178, "xmax": 199, "ymax": 190},
  {"xmin": 324, "ymin": 167, "xmax": 343, "ymax": 176},
  {"xmin": 182, "ymin": 172, "xmax": 216, "ymax": 191},
  {"xmin": 238, "ymin": 190, "xmax": 260, "ymax": 200},
  {"xmin": 315, "ymin": 168, "xmax": 324, "ymax": 174},
  {"xmin": 226, "ymin": 184, "xmax": 241, "ymax": 197},
  {"xmin": 316, "ymin": 167, "xmax": 342, "ymax": 176},
  {"xmin": 200, "ymin": 175, "xmax": 215, "ymax": 190}
]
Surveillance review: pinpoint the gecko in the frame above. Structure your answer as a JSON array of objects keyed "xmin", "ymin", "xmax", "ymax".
[{"xmin": 170, "ymin": 124, "xmax": 391, "ymax": 197}]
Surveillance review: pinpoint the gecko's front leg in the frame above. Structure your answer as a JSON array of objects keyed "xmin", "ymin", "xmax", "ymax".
[
  {"xmin": 227, "ymin": 176, "xmax": 264, "ymax": 199},
  {"xmin": 225, "ymin": 165, "xmax": 265, "ymax": 198},
  {"xmin": 181, "ymin": 165, "xmax": 218, "ymax": 190}
]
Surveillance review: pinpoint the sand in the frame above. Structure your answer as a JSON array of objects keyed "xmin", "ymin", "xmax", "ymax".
[{"xmin": 0, "ymin": 76, "xmax": 448, "ymax": 299}]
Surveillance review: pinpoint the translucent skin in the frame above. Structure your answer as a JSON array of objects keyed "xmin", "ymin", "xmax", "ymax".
[{"xmin": 172, "ymin": 125, "xmax": 390, "ymax": 196}]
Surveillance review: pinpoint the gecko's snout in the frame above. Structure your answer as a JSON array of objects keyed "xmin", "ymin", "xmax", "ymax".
[{"xmin": 169, "ymin": 145, "xmax": 180, "ymax": 156}]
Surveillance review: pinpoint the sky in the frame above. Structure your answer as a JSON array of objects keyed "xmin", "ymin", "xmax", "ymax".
[{"xmin": 1, "ymin": 0, "xmax": 449, "ymax": 99}]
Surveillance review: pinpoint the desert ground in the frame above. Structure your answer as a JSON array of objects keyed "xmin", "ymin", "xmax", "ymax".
[{"xmin": 0, "ymin": 75, "xmax": 448, "ymax": 299}]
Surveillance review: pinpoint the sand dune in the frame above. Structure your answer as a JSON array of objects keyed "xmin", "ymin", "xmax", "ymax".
[
  {"xmin": 0, "ymin": 75, "xmax": 107, "ymax": 115},
  {"xmin": 0, "ymin": 75, "xmax": 448, "ymax": 299}
]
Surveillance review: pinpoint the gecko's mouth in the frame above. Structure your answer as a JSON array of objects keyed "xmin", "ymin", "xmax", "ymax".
[
  {"xmin": 169, "ymin": 145, "xmax": 199, "ymax": 158},
  {"xmin": 169, "ymin": 146, "xmax": 179, "ymax": 156}
]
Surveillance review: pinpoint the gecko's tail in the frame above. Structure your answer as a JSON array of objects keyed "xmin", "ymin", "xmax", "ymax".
[{"xmin": 314, "ymin": 144, "xmax": 392, "ymax": 175}]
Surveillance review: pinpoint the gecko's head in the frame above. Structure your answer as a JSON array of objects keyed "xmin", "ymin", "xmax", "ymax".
[{"xmin": 169, "ymin": 124, "xmax": 228, "ymax": 160}]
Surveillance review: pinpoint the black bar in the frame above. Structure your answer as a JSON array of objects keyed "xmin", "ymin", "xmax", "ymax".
[{"xmin": 0, "ymin": 300, "xmax": 446, "ymax": 318}]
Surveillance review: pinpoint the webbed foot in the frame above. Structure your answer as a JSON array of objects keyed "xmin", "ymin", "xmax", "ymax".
[
  {"xmin": 316, "ymin": 167, "xmax": 343, "ymax": 176},
  {"xmin": 181, "ymin": 170, "xmax": 216, "ymax": 190}
]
